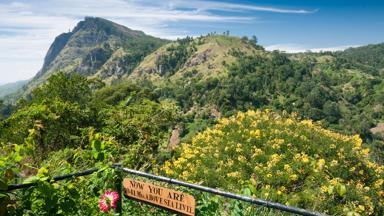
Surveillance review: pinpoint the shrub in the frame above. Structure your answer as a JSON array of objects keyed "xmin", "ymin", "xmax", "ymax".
[{"xmin": 162, "ymin": 110, "xmax": 384, "ymax": 215}]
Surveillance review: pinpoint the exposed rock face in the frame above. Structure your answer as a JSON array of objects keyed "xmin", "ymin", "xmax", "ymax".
[{"xmin": 38, "ymin": 32, "xmax": 73, "ymax": 78}]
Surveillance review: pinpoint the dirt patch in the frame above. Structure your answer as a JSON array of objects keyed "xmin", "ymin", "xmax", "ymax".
[
  {"xmin": 371, "ymin": 123, "xmax": 384, "ymax": 137},
  {"xmin": 168, "ymin": 127, "xmax": 181, "ymax": 150},
  {"xmin": 185, "ymin": 48, "xmax": 212, "ymax": 67}
]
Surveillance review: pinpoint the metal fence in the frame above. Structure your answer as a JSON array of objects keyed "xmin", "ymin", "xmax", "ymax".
[{"xmin": 7, "ymin": 164, "xmax": 328, "ymax": 216}]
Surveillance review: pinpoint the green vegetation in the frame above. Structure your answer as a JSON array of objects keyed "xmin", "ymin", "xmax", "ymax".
[
  {"xmin": 138, "ymin": 38, "xmax": 384, "ymax": 162},
  {"xmin": 155, "ymin": 36, "xmax": 196, "ymax": 76},
  {"xmin": 0, "ymin": 72, "xmax": 179, "ymax": 215},
  {"xmin": 1, "ymin": 18, "xmax": 384, "ymax": 215}
]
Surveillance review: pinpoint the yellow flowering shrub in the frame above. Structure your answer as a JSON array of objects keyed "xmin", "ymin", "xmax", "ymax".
[{"xmin": 162, "ymin": 110, "xmax": 384, "ymax": 215}]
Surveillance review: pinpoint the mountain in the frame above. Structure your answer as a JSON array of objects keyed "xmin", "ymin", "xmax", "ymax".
[
  {"xmin": 0, "ymin": 79, "xmax": 29, "ymax": 98},
  {"xmin": 10, "ymin": 17, "xmax": 384, "ymax": 158},
  {"xmin": 24, "ymin": 17, "xmax": 168, "ymax": 94}
]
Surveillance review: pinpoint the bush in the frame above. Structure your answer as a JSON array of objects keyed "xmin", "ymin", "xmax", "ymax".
[{"xmin": 162, "ymin": 110, "xmax": 384, "ymax": 215}]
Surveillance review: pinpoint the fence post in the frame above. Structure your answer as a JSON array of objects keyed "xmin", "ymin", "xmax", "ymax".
[{"xmin": 114, "ymin": 164, "xmax": 123, "ymax": 215}]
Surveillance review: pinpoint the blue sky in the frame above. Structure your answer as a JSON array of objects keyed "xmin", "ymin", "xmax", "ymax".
[{"xmin": 1, "ymin": 0, "xmax": 383, "ymax": 84}]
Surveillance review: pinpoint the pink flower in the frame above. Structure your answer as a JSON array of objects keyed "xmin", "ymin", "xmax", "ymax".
[{"xmin": 99, "ymin": 191, "xmax": 119, "ymax": 213}]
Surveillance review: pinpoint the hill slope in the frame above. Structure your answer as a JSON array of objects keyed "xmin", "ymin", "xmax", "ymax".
[{"xmin": 127, "ymin": 35, "xmax": 262, "ymax": 81}]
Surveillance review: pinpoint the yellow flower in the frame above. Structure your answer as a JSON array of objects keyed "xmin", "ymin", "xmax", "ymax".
[
  {"xmin": 301, "ymin": 119, "xmax": 313, "ymax": 127},
  {"xmin": 321, "ymin": 185, "xmax": 328, "ymax": 193},
  {"xmin": 330, "ymin": 178, "xmax": 339, "ymax": 186},
  {"xmin": 356, "ymin": 182, "xmax": 364, "ymax": 190},
  {"xmin": 357, "ymin": 205, "xmax": 365, "ymax": 212},
  {"xmin": 361, "ymin": 148, "xmax": 370, "ymax": 157},
  {"xmin": 317, "ymin": 159, "xmax": 326, "ymax": 170},
  {"xmin": 250, "ymin": 129, "xmax": 261, "ymax": 138},
  {"xmin": 227, "ymin": 171, "xmax": 240, "ymax": 178},
  {"xmin": 181, "ymin": 171, "xmax": 190, "ymax": 179},
  {"xmin": 353, "ymin": 135, "xmax": 362, "ymax": 148},
  {"xmin": 252, "ymin": 148, "xmax": 263, "ymax": 157},
  {"xmin": 284, "ymin": 164, "xmax": 291, "ymax": 171},
  {"xmin": 271, "ymin": 154, "xmax": 281, "ymax": 162},
  {"xmin": 294, "ymin": 153, "xmax": 301, "ymax": 161},
  {"xmin": 285, "ymin": 118, "xmax": 294, "ymax": 125},
  {"xmin": 290, "ymin": 174, "xmax": 298, "ymax": 181},
  {"xmin": 227, "ymin": 159, "xmax": 234, "ymax": 166},
  {"xmin": 238, "ymin": 155, "xmax": 246, "ymax": 163},
  {"xmin": 302, "ymin": 155, "xmax": 309, "ymax": 163},
  {"xmin": 374, "ymin": 179, "xmax": 383, "ymax": 188},
  {"xmin": 237, "ymin": 112, "xmax": 245, "ymax": 121},
  {"xmin": 235, "ymin": 147, "xmax": 242, "ymax": 153},
  {"xmin": 220, "ymin": 118, "xmax": 230, "ymax": 126},
  {"xmin": 330, "ymin": 160, "xmax": 338, "ymax": 167}
]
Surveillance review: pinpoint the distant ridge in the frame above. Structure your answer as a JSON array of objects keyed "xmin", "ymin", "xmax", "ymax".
[{"xmin": 0, "ymin": 79, "xmax": 29, "ymax": 98}]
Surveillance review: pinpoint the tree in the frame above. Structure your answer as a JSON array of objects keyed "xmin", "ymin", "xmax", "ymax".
[
  {"xmin": 323, "ymin": 101, "xmax": 341, "ymax": 124},
  {"xmin": 251, "ymin": 35, "xmax": 258, "ymax": 45},
  {"xmin": 0, "ymin": 72, "xmax": 102, "ymax": 158},
  {"xmin": 0, "ymin": 100, "xmax": 3, "ymax": 119},
  {"xmin": 102, "ymin": 99, "xmax": 178, "ymax": 168},
  {"xmin": 0, "ymin": 100, "xmax": 14, "ymax": 119},
  {"xmin": 32, "ymin": 72, "xmax": 92, "ymax": 106}
]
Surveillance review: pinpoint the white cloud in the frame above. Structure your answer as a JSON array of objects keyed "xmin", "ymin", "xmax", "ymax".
[
  {"xmin": 265, "ymin": 44, "xmax": 360, "ymax": 53},
  {"xmin": 0, "ymin": 0, "xmax": 315, "ymax": 83},
  {"xmin": 170, "ymin": 1, "xmax": 316, "ymax": 14}
]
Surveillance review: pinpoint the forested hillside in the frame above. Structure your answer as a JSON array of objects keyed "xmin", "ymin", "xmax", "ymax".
[
  {"xmin": 1, "ymin": 18, "xmax": 383, "ymax": 215},
  {"xmin": 122, "ymin": 35, "xmax": 384, "ymax": 161}
]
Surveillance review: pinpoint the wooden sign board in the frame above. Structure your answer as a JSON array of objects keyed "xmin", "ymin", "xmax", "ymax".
[{"xmin": 123, "ymin": 178, "xmax": 195, "ymax": 216}]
